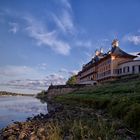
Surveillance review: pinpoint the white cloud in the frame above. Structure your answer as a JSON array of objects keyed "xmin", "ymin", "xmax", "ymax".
[
  {"xmin": 0, "ymin": 65, "xmax": 67, "ymax": 91},
  {"xmin": 0, "ymin": 65, "xmax": 34, "ymax": 77},
  {"xmin": 53, "ymin": 10, "xmax": 75, "ymax": 34},
  {"xmin": 58, "ymin": 68, "xmax": 78, "ymax": 76},
  {"xmin": 1, "ymin": 73, "xmax": 67, "ymax": 91},
  {"xmin": 25, "ymin": 16, "xmax": 71, "ymax": 55},
  {"xmin": 61, "ymin": 9, "xmax": 74, "ymax": 31},
  {"xmin": 61, "ymin": 0, "xmax": 72, "ymax": 9},
  {"xmin": 68, "ymin": 70, "xmax": 78, "ymax": 76},
  {"xmin": 53, "ymin": 14, "xmax": 67, "ymax": 33},
  {"xmin": 59, "ymin": 68, "xmax": 68, "ymax": 73},
  {"xmin": 45, "ymin": 73, "xmax": 66, "ymax": 85},
  {"xmin": 123, "ymin": 34, "xmax": 140, "ymax": 45},
  {"xmin": 37, "ymin": 63, "xmax": 48, "ymax": 70},
  {"xmin": 52, "ymin": 0, "xmax": 76, "ymax": 34},
  {"xmin": 9, "ymin": 22, "xmax": 19, "ymax": 34}
]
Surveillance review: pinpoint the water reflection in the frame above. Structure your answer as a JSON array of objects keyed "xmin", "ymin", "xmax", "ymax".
[{"xmin": 0, "ymin": 96, "xmax": 47, "ymax": 129}]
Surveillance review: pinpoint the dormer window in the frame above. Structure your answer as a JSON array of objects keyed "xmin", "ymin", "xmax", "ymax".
[{"xmin": 111, "ymin": 39, "xmax": 119, "ymax": 47}]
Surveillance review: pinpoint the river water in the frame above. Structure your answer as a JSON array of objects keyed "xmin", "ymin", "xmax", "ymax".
[{"xmin": 0, "ymin": 96, "xmax": 48, "ymax": 129}]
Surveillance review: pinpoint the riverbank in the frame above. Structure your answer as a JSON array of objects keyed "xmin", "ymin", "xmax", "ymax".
[
  {"xmin": 0, "ymin": 100, "xmax": 138, "ymax": 140},
  {"xmin": 0, "ymin": 91, "xmax": 34, "ymax": 96},
  {"xmin": 0, "ymin": 78, "xmax": 140, "ymax": 140}
]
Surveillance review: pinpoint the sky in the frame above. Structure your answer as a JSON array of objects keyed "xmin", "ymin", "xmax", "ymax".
[{"xmin": 0, "ymin": 0, "xmax": 140, "ymax": 94}]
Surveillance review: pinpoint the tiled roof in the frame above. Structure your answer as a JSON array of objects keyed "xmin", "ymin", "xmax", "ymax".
[
  {"xmin": 93, "ymin": 52, "xmax": 106, "ymax": 62},
  {"xmin": 111, "ymin": 47, "xmax": 136, "ymax": 58}
]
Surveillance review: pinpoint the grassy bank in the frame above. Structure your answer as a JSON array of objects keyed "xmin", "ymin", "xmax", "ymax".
[{"xmin": 54, "ymin": 78, "xmax": 140, "ymax": 138}]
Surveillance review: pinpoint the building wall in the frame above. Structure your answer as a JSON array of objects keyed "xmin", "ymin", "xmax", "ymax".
[
  {"xmin": 93, "ymin": 66, "xmax": 98, "ymax": 81},
  {"xmin": 97, "ymin": 57, "xmax": 137, "ymax": 82},
  {"xmin": 80, "ymin": 65, "xmax": 96, "ymax": 82},
  {"xmin": 111, "ymin": 56, "xmax": 133, "ymax": 76},
  {"xmin": 75, "ymin": 74, "xmax": 81, "ymax": 84},
  {"xmin": 77, "ymin": 59, "xmax": 140, "ymax": 84},
  {"xmin": 118, "ymin": 60, "xmax": 140, "ymax": 76},
  {"xmin": 97, "ymin": 57, "xmax": 111, "ymax": 80}
]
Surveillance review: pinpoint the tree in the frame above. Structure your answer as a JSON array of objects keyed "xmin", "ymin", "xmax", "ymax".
[
  {"xmin": 66, "ymin": 75, "xmax": 77, "ymax": 85},
  {"xmin": 36, "ymin": 90, "xmax": 47, "ymax": 98}
]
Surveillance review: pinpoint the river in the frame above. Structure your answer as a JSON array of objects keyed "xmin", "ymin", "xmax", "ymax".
[{"xmin": 0, "ymin": 96, "xmax": 48, "ymax": 129}]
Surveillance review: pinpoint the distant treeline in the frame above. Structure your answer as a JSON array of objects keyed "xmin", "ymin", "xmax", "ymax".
[{"xmin": 0, "ymin": 91, "xmax": 34, "ymax": 96}]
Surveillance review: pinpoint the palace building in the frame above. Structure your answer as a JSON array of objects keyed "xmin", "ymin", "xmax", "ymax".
[{"xmin": 76, "ymin": 39, "xmax": 140, "ymax": 84}]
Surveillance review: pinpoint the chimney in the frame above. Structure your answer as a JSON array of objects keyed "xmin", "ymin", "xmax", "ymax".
[
  {"xmin": 95, "ymin": 50, "xmax": 100, "ymax": 56},
  {"xmin": 100, "ymin": 48, "xmax": 104, "ymax": 53},
  {"xmin": 111, "ymin": 39, "xmax": 119, "ymax": 47}
]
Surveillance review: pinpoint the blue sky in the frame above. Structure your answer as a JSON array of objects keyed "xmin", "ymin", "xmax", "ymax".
[{"xmin": 0, "ymin": 0, "xmax": 140, "ymax": 94}]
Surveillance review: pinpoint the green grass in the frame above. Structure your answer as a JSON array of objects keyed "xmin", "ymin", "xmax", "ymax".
[
  {"xmin": 37, "ymin": 104, "xmax": 130, "ymax": 140},
  {"xmin": 44, "ymin": 117, "xmax": 123, "ymax": 140},
  {"xmin": 54, "ymin": 78, "xmax": 140, "ymax": 136}
]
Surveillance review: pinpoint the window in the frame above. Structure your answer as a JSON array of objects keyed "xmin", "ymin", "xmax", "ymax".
[
  {"xmin": 117, "ymin": 69, "xmax": 119, "ymax": 74},
  {"xmin": 128, "ymin": 67, "xmax": 129, "ymax": 72},
  {"xmin": 114, "ymin": 69, "xmax": 118, "ymax": 74},
  {"xmin": 107, "ymin": 59, "xmax": 111, "ymax": 64},
  {"xmin": 113, "ymin": 69, "xmax": 115, "ymax": 74},
  {"xmin": 119, "ymin": 68, "xmax": 122, "ymax": 74},
  {"xmin": 123, "ymin": 66, "xmax": 129, "ymax": 73},
  {"xmin": 132, "ymin": 66, "xmax": 135, "ymax": 73},
  {"xmin": 123, "ymin": 67, "xmax": 125, "ymax": 73}
]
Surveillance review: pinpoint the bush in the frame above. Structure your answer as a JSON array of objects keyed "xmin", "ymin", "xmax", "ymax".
[{"xmin": 66, "ymin": 75, "xmax": 77, "ymax": 85}]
